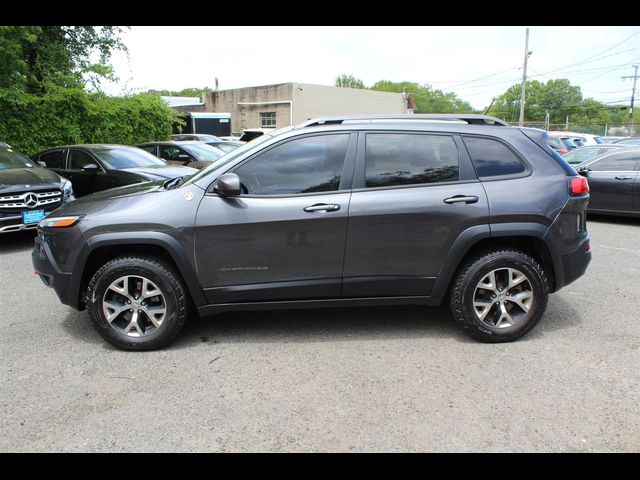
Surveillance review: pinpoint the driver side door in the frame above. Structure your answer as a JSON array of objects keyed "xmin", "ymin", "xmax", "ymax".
[{"xmin": 194, "ymin": 132, "xmax": 356, "ymax": 304}]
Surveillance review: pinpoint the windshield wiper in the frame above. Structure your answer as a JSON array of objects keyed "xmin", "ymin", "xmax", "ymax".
[{"xmin": 163, "ymin": 176, "xmax": 184, "ymax": 190}]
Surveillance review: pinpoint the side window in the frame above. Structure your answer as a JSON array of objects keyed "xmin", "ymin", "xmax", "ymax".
[
  {"xmin": 234, "ymin": 134, "xmax": 349, "ymax": 195},
  {"xmin": 463, "ymin": 136, "xmax": 526, "ymax": 178},
  {"xmin": 365, "ymin": 134, "xmax": 459, "ymax": 188},
  {"xmin": 139, "ymin": 145, "xmax": 157, "ymax": 156},
  {"xmin": 68, "ymin": 150, "xmax": 96, "ymax": 170},
  {"xmin": 159, "ymin": 145, "xmax": 185, "ymax": 161},
  {"xmin": 589, "ymin": 153, "xmax": 639, "ymax": 172},
  {"xmin": 40, "ymin": 150, "xmax": 66, "ymax": 169}
]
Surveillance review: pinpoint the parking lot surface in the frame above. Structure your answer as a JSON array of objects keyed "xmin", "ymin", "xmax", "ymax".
[{"xmin": 1, "ymin": 215, "xmax": 639, "ymax": 452}]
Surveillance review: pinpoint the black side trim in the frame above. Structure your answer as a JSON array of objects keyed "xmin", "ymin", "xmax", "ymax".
[
  {"xmin": 342, "ymin": 276, "xmax": 435, "ymax": 297},
  {"xmin": 203, "ymin": 278, "xmax": 341, "ymax": 304},
  {"xmin": 197, "ymin": 295, "xmax": 442, "ymax": 317}
]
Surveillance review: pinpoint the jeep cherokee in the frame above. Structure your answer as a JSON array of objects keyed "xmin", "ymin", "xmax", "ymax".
[{"xmin": 32, "ymin": 115, "xmax": 592, "ymax": 350}]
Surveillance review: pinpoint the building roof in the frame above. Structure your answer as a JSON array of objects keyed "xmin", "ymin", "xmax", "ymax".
[{"xmin": 161, "ymin": 96, "xmax": 205, "ymax": 108}]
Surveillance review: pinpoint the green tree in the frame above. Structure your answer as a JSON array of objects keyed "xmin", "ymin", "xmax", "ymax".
[
  {"xmin": 493, "ymin": 79, "xmax": 584, "ymax": 123},
  {"xmin": 371, "ymin": 80, "xmax": 474, "ymax": 113},
  {"xmin": 0, "ymin": 26, "xmax": 127, "ymax": 94},
  {"xmin": 148, "ymin": 87, "xmax": 212, "ymax": 98},
  {"xmin": 335, "ymin": 74, "xmax": 366, "ymax": 89}
]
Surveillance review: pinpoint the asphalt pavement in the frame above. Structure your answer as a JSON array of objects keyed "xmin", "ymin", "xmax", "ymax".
[{"xmin": 1, "ymin": 215, "xmax": 639, "ymax": 452}]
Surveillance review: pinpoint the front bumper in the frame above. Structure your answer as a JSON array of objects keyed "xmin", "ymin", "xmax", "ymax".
[{"xmin": 32, "ymin": 234, "xmax": 76, "ymax": 308}]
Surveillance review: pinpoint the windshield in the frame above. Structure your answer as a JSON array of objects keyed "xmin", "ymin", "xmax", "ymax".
[
  {"xmin": 182, "ymin": 133, "xmax": 275, "ymax": 186},
  {"xmin": 0, "ymin": 146, "xmax": 35, "ymax": 170},
  {"xmin": 180, "ymin": 143, "xmax": 226, "ymax": 161},
  {"xmin": 92, "ymin": 146, "xmax": 166, "ymax": 169}
]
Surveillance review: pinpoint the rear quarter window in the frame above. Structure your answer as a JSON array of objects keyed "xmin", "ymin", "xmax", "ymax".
[{"xmin": 462, "ymin": 136, "xmax": 527, "ymax": 178}]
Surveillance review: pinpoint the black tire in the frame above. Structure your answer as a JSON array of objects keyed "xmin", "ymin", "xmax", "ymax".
[
  {"xmin": 85, "ymin": 256, "xmax": 189, "ymax": 351},
  {"xmin": 449, "ymin": 249, "xmax": 550, "ymax": 343}
]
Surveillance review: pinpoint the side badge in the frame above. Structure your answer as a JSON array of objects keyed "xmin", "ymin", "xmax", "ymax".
[{"xmin": 184, "ymin": 191, "xmax": 194, "ymax": 201}]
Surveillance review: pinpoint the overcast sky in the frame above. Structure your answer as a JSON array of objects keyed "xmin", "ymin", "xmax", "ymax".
[{"xmin": 103, "ymin": 26, "xmax": 640, "ymax": 111}]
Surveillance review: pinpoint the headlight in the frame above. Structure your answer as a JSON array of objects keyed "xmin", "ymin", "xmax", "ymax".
[
  {"xmin": 39, "ymin": 216, "xmax": 81, "ymax": 228},
  {"xmin": 61, "ymin": 180, "xmax": 75, "ymax": 203}
]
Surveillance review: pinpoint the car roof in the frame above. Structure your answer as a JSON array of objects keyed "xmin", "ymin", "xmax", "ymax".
[
  {"xmin": 34, "ymin": 144, "xmax": 140, "ymax": 154},
  {"xmin": 138, "ymin": 141, "xmax": 208, "ymax": 146}
]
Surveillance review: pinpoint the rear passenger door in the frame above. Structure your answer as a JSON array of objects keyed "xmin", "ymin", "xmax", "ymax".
[{"xmin": 342, "ymin": 132, "xmax": 489, "ymax": 298}]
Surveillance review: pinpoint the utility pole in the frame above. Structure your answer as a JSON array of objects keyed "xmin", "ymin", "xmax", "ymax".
[
  {"xmin": 518, "ymin": 28, "xmax": 531, "ymax": 127},
  {"xmin": 621, "ymin": 65, "xmax": 639, "ymax": 136}
]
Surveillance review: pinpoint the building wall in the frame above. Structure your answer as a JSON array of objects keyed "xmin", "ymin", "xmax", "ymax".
[
  {"xmin": 201, "ymin": 82, "xmax": 406, "ymax": 132},
  {"xmin": 203, "ymin": 83, "xmax": 292, "ymax": 132},
  {"xmin": 292, "ymin": 83, "xmax": 406, "ymax": 124}
]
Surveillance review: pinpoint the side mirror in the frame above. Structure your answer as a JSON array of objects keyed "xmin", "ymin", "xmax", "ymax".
[
  {"xmin": 177, "ymin": 154, "xmax": 192, "ymax": 161},
  {"xmin": 38, "ymin": 161, "xmax": 47, "ymax": 167},
  {"xmin": 213, "ymin": 173, "xmax": 241, "ymax": 197},
  {"xmin": 577, "ymin": 166, "xmax": 590, "ymax": 177},
  {"xmin": 82, "ymin": 163, "xmax": 100, "ymax": 173}
]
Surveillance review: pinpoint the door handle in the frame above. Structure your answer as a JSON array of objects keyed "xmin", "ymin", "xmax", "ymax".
[
  {"xmin": 303, "ymin": 203, "xmax": 341, "ymax": 212},
  {"xmin": 615, "ymin": 176, "xmax": 632, "ymax": 180},
  {"xmin": 443, "ymin": 195, "xmax": 479, "ymax": 204}
]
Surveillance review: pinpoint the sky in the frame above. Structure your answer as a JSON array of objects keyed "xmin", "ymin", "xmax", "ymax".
[{"xmin": 102, "ymin": 26, "xmax": 640, "ymax": 111}]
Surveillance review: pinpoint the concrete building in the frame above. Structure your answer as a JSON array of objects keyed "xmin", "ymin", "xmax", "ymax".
[{"xmin": 201, "ymin": 83, "xmax": 408, "ymax": 133}]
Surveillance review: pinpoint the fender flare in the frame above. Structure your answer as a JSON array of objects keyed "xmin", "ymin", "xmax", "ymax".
[{"xmin": 70, "ymin": 231, "xmax": 206, "ymax": 308}]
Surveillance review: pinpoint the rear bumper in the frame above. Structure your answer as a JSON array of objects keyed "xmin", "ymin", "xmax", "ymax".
[
  {"xmin": 32, "ymin": 235, "xmax": 76, "ymax": 308},
  {"xmin": 558, "ymin": 236, "xmax": 591, "ymax": 289}
]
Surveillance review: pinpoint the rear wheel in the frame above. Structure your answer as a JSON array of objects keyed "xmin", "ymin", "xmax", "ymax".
[
  {"xmin": 86, "ymin": 256, "xmax": 189, "ymax": 351},
  {"xmin": 449, "ymin": 249, "xmax": 550, "ymax": 342}
]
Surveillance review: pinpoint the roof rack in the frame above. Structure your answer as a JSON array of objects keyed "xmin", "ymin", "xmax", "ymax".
[{"xmin": 297, "ymin": 114, "xmax": 511, "ymax": 129}]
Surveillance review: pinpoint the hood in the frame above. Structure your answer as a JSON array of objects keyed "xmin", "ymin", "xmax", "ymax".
[
  {"xmin": 59, "ymin": 180, "xmax": 165, "ymax": 214},
  {"xmin": 0, "ymin": 167, "xmax": 63, "ymax": 192},
  {"xmin": 121, "ymin": 164, "xmax": 198, "ymax": 180}
]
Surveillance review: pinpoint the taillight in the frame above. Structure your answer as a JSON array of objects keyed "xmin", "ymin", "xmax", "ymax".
[
  {"xmin": 559, "ymin": 149, "xmax": 569, "ymax": 155},
  {"xmin": 570, "ymin": 176, "xmax": 589, "ymax": 196}
]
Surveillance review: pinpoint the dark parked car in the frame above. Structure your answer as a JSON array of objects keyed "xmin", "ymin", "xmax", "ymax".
[
  {"xmin": 575, "ymin": 148, "xmax": 640, "ymax": 217},
  {"xmin": 137, "ymin": 141, "xmax": 227, "ymax": 169},
  {"xmin": 32, "ymin": 114, "xmax": 591, "ymax": 350},
  {"xmin": 562, "ymin": 144, "xmax": 626, "ymax": 165},
  {"xmin": 31, "ymin": 145, "xmax": 197, "ymax": 198},
  {"xmin": 0, "ymin": 142, "xmax": 74, "ymax": 233},
  {"xmin": 171, "ymin": 134, "xmax": 221, "ymax": 142}
]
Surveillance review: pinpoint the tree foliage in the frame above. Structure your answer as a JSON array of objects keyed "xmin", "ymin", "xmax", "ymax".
[
  {"xmin": 335, "ymin": 74, "xmax": 366, "ymax": 89},
  {"xmin": 371, "ymin": 80, "xmax": 474, "ymax": 113},
  {"xmin": 0, "ymin": 26, "xmax": 127, "ymax": 94},
  {"xmin": 490, "ymin": 78, "xmax": 638, "ymax": 132},
  {"xmin": 0, "ymin": 88, "xmax": 176, "ymax": 155}
]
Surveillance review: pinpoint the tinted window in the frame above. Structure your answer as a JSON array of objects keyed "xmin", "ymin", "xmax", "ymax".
[
  {"xmin": 69, "ymin": 150, "xmax": 96, "ymax": 170},
  {"xmin": 180, "ymin": 143, "xmax": 225, "ymax": 161},
  {"xmin": 590, "ymin": 152, "xmax": 639, "ymax": 171},
  {"xmin": 234, "ymin": 134, "xmax": 349, "ymax": 195},
  {"xmin": 91, "ymin": 147, "xmax": 165, "ymax": 169},
  {"xmin": 40, "ymin": 150, "xmax": 66, "ymax": 169},
  {"xmin": 138, "ymin": 145, "xmax": 157, "ymax": 155},
  {"xmin": 365, "ymin": 134, "xmax": 458, "ymax": 188},
  {"xmin": 463, "ymin": 137, "xmax": 526, "ymax": 178},
  {"xmin": 563, "ymin": 148, "xmax": 601, "ymax": 165},
  {"xmin": 159, "ymin": 145, "xmax": 186, "ymax": 161}
]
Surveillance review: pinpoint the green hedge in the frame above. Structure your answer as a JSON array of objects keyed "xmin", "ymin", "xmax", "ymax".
[{"xmin": 0, "ymin": 88, "xmax": 175, "ymax": 155}]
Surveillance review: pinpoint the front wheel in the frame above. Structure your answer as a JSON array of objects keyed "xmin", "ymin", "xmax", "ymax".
[
  {"xmin": 449, "ymin": 249, "xmax": 550, "ymax": 343},
  {"xmin": 86, "ymin": 256, "xmax": 189, "ymax": 351}
]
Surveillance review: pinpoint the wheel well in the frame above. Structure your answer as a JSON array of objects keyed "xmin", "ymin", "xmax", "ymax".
[
  {"xmin": 454, "ymin": 236, "xmax": 556, "ymax": 293},
  {"xmin": 79, "ymin": 244, "xmax": 185, "ymax": 309}
]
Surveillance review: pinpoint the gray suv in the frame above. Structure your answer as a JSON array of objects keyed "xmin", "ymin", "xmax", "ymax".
[{"xmin": 32, "ymin": 115, "xmax": 592, "ymax": 350}]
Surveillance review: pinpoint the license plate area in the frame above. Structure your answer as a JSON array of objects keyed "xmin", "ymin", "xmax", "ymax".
[{"xmin": 22, "ymin": 209, "xmax": 45, "ymax": 224}]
